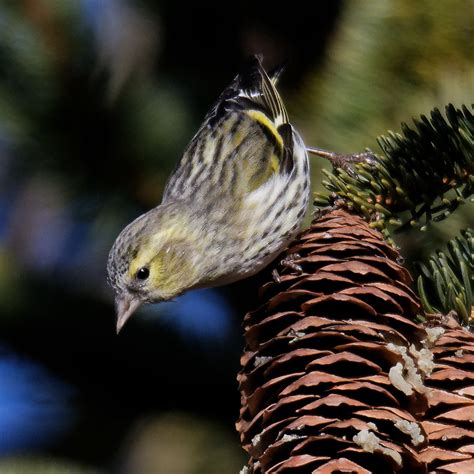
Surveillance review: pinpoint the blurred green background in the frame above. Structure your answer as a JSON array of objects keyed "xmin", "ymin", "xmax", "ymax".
[{"xmin": 0, "ymin": 1, "xmax": 472, "ymax": 473}]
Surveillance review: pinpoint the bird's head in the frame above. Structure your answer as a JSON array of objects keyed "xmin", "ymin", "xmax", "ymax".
[{"xmin": 107, "ymin": 207, "xmax": 198, "ymax": 333}]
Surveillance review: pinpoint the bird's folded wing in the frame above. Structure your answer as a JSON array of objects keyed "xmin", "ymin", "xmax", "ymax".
[{"xmin": 162, "ymin": 56, "xmax": 294, "ymax": 203}]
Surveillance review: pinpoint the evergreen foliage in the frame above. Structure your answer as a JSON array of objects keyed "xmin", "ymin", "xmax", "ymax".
[
  {"xmin": 417, "ymin": 228, "xmax": 473, "ymax": 324},
  {"xmin": 315, "ymin": 104, "xmax": 474, "ymax": 323}
]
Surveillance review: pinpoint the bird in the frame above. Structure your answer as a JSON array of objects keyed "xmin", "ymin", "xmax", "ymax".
[{"xmin": 107, "ymin": 55, "xmax": 311, "ymax": 333}]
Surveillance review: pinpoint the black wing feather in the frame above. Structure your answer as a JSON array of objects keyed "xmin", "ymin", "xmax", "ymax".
[{"xmin": 204, "ymin": 55, "xmax": 288, "ymax": 127}]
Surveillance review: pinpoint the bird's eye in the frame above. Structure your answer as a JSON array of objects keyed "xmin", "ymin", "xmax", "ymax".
[{"xmin": 136, "ymin": 267, "xmax": 150, "ymax": 280}]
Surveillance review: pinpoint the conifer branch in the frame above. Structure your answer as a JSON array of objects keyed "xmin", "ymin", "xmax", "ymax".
[
  {"xmin": 315, "ymin": 105, "xmax": 474, "ymax": 239},
  {"xmin": 417, "ymin": 228, "xmax": 474, "ymax": 325}
]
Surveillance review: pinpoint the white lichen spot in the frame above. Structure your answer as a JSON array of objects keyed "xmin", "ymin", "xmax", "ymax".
[
  {"xmin": 423, "ymin": 327, "xmax": 445, "ymax": 345},
  {"xmin": 353, "ymin": 429, "xmax": 380, "ymax": 451},
  {"xmin": 389, "ymin": 363, "xmax": 413, "ymax": 395},
  {"xmin": 455, "ymin": 349, "xmax": 464, "ymax": 357},
  {"xmin": 251, "ymin": 434, "xmax": 262, "ymax": 448},
  {"xmin": 394, "ymin": 420, "xmax": 425, "ymax": 446},
  {"xmin": 387, "ymin": 343, "xmax": 426, "ymax": 394},
  {"xmin": 353, "ymin": 429, "xmax": 402, "ymax": 467},
  {"xmin": 387, "ymin": 343, "xmax": 405, "ymax": 356},
  {"xmin": 409, "ymin": 345, "xmax": 434, "ymax": 377},
  {"xmin": 253, "ymin": 356, "xmax": 273, "ymax": 368},
  {"xmin": 367, "ymin": 422, "xmax": 378, "ymax": 431},
  {"xmin": 240, "ymin": 466, "xmax": 251, "ymax": 474},
  {"xmin": 280, "ymin": 433, "xmax": 306, "ymax": 442}
]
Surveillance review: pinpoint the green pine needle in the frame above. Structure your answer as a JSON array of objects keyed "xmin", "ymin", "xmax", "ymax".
[
  {"xmin": 416, "ymin": 228, "xmax": 473, "ymax": 324},
  {"xmin": 315, "ymin": 104, "xmax": 474, "ymax": 237},
  {"xmin": 314, "ymin": 104, "xmax": 474, "ymax": 324}
]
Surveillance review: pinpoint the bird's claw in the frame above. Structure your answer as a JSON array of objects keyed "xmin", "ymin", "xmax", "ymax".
[
  {"xmin": 272, "ymin": 269, "xmax": 281, "ymax": 284},
  {"xmin": 273, "ymin": 253, "xmax": 303, "ymax": 283},
  {"xmin": 281, "ymin": 253, "xmax": 303, "ymax": 273},
  {"xmin": 307, "ymin": 147, "xmax": 377, "ymax": 177}
]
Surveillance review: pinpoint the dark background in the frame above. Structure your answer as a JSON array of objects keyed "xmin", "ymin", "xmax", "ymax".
[{"xmin": 0, "ymin": 1, "xmax": 472, "ymax": 472}]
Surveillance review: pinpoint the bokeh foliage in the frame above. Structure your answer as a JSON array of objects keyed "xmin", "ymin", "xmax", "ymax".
[{"xmin": 0, "ymin": 0, "xmax": 472, "ymax": 472}]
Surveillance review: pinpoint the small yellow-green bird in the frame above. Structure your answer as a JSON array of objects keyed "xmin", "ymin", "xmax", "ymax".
[{"xmin": 107, "ymin": 56, "xmax": 310, "ymax": 333}]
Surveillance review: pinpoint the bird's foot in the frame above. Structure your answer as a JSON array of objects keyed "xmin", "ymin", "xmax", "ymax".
[
  {"xmin": 307, "ymin": 147, "xmax": 376, "ymax": 177},
  {"xmin": 272, "ymin": 253, "xmax": 303, "ymax": 284}
]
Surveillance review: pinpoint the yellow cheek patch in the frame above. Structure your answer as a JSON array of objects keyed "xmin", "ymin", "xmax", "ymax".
[
  {"xmin": 246, "ymin": 110, "xmax": 284, "ymax": 150},
  {"xmin": 128, "ymin": 223, "xmax": 190, "ymax": 279},
  {"xmin": 129, "ymin": 236, "xmax": 163, "ymax": 278},
  {"xmin": 129, "ymin": 248, "xmax": 164, "ymax": 284},
  {"xmin": 129, "ymin": 250, "xmax": 154, "ymax": 278}
]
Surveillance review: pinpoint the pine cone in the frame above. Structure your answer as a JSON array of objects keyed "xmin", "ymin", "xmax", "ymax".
[
  {"xmin": 419, "ymin": 312, "xmax": 474, "ymax": 473},
  {"xmin": 237, "ymin": 209, "xmax": 474, "ymax": 473}
]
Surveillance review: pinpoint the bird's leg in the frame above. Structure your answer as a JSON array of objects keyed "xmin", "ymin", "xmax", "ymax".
[
  {"xmin": 272, "ymin": 253, "xmax": 303, "ymax": 283},
  {"xmin": 307, "ymin": 147, "xmax": 376, "ymax": 177},
  {"xmin": 281, "ymin": 253, "xmax": 303, "ymax": 273}
]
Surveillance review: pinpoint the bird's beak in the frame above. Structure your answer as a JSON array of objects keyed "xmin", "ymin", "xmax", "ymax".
[{"xmin": 115, "ymin": 295, "xmax": 142, "ymax": 334}]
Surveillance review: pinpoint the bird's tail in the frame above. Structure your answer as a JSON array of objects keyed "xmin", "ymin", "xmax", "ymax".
[{"xmin": 234, "ymin": 55, "xmax": 289, "ymax": 127}]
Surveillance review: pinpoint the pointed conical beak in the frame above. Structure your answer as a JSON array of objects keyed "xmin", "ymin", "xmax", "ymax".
[{"xmin": 115, "ymin": 295, "xmax": 142, "ymax": 334}]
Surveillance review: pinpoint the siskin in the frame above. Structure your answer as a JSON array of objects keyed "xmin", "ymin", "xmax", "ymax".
[{"xmin": 107, "ymin": 56, "xmax": 310, "ymax": 333}]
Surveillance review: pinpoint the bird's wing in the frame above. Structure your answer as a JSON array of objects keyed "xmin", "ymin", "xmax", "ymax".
[{"xmin": 162, "ymin": 55, "xmax": 295, "ymax": 203}]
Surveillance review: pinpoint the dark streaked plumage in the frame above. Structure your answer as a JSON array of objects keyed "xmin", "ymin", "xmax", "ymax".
[{"xmin": 107, "ymin": 56, "xmax": 310, "ymax": 332}]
